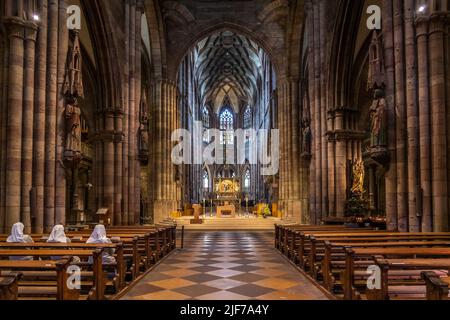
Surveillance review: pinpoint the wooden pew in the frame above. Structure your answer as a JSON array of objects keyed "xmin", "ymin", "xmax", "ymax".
[
  {"xmin": 0, "ymin": 273, "xmax": 21, "ymax": 300},
  {"xmin": 0, "ymin": 249, "xmax": 105, "ymax": 300},
  {"xmin": 367, "ymin": 257, "xmax": 450, "ymax": 300},
  {"xmin": 291, "ymin": 229, "xmax": 381, "ymax": 268},
  {"xmin": 0, "ymin": 259, "xmax": 79, "ymax": 300},
  {"xmin": 0, "ymin": 242, "xmax": 125, "ymax": 290},
  {"xmin": 421, "ymin": 271, "xmax": 450, "ymax": 300},
  {"xmin": 342, "ymin": 247, "xmax": 450, "ymax": 300}
]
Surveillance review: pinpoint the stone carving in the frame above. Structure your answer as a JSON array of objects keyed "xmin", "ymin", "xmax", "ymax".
[
  {"xmin": 370, "ymin": 89, "xmax": 387, "ymax": 147},
  {"xmin": 63, "ymin": 30, "xmax": 84, "ymax": 162},
  {"xmin": 367, "ymin": 30, "xmax": 385, "ymax": 91},
  {"xmin": 138, "ymin": 90, "xmax": 149, "ymax": 163},
  {"xmin": 65, "ymin": 96, "xmax": 82, "ymax": 154},
  {"xmin": 302, "ymin": 119, "xmax": 312, "ymax": 155}
]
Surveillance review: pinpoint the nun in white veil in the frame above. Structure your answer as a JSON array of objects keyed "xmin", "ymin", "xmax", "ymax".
[
  {"xmin": 47, "ymin": 224, "xmax": 71, "ymax": 243},
  {"xmin": 86, "ymin": 225, "xmax": 116, "ymax": 265},
  {"xmin": 7, "ymin": 222, "xmax": 34, "ymax": 261},
  {"xmin": 47, "ymin": 225, "xmax": 80, "ymax": 262}
]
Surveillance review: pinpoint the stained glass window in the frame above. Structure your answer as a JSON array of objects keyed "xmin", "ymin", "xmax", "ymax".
[
  {"xmin": 244, "ymin": 106, "xmax": 252, "ymax": 129},
  {"xmin": 244, "ymin": 169, "xmax": 250, "ymax": 189},
  {"xmin": 203, "ymin": 170, "xmax": 209, "ymax": 190},
  {"xmin": 219, "ymin": 108, "xmax": 234, "ymax": 145}
]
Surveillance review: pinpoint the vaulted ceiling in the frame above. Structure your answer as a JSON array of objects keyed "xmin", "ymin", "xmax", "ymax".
[{"xmin": 194, "ymin": 31, "xmax": 264, "ymax": 111}]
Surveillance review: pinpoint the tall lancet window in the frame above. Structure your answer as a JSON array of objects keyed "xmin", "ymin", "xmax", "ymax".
[
  {"xmin": 219, "ymin": 107, "xmax": 234, "ymax": 145},
  {"xmin": 202, "ymin": 107, "xmax": 210, "ymax": 143},
  {"xmin": 244, "ymin": 169, "xmax": 251, "ymax": 189},
  {"xmin": 244, "ymin": 105, "xmax": 252, "ymax": 129},
  {"xmin": 203, "ymin": 169, "xmax": 210, "ymax": 190}
]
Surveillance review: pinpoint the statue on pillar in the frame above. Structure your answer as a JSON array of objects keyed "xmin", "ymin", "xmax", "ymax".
[
  {"xmin": 138, "ymin": 90, "xmax": 149, "ymax": 163},
  {"xmin": 302, "ymin": 119, "xmax": 312, "ymax": 155},
  {"xmin": 65, "ymin": 95, "xmax": 82, "ymax": 155},
  {"xmin": 370, "ymin": 88, "xmax": 387, "ymax": 147},
  {"xmin": 63, "ymin": 30, "xmax": 84, "ymax": 163}
]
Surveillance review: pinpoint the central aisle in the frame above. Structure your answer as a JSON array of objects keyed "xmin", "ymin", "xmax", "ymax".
[{"xmin": 121, "ymin": 231, "xmax": 330, "ymax": 300}]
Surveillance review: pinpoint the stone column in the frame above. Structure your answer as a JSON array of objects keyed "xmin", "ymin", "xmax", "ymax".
[
  {"xmin": 55, "ymin": 0, "xmax": 68, "ymax": 225},
  {"xmin": 278, "ymin": 78, "xmax": 302, "ymax": 222},
  {"xmin": 393, "ymin": 0, "xmax": 408, "ymax": 231},
  {"xmin": 128, "ymin": 0, "xmax": 136, "ymax": 225},
  {"xmin": 149, "ymin": 80, "xmax": 179, "ymax": 223},
  {"xmin": 429, "ymin": 12, "xmax": 449, "ymax": 231},
  {"xmin": 21, "ymin": 20, "xmax": 38, "ymax": 231},
  {"xmin": 103, "ymin": 111, "xmax": 115, "ymax": 223},
  {"xmin": 33, "ymin": 0, "xmax": 48, "ymax": 233},
  {"xmin": 122, "ymin": 0, "xmax": 130, "ymax": 225},
  {"xmin": 416, "ymin": 16, "xmax": 432, "ymax": 232},
  {"xmin": 334, "ymin": 110, "xmax": 347, "ymax": 218},
  {"xmin": 134, "ymin": 0, "xmax": 143, "ymax": 224},
  {"xmin": 382, "ymin": 0, "xmax": 398, "ymax": 231},
  {"xmin": 3, "ymin": 17, "xmax": 25, "ymax": 231},
  {"xmin": 405, "ymin": 0, "xmax": 420, "ymax": 231},
  {"xmin": 44, "ymin": 0, "xmax": 58, "ymax": 231}
]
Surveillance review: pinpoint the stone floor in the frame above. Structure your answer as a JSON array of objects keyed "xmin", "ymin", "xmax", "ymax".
[{"xmin": 120, "ymin": 231, "xmax": 330, "ymax": 300}]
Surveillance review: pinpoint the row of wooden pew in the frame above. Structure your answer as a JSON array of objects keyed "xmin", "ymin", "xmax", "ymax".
[
  {"xmin": 275, "ymin": 224, "xmax": 450, "ymax": 300},
  {"xmin": 0, "ymin": 224, "xmax": 177, "ymax": 300}
]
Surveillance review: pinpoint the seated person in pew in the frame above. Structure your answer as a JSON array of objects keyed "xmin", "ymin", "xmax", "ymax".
[
  {"xmin": 47, "ymin": 225, "xmax": 81, "ymax": 263},
  {"xmin": 7, "ymin": 222, "xmax": 34, "ymax": 261},
  {"xmin": 86, "ymin": 225, "xmax": 116, "ymax": 265}
]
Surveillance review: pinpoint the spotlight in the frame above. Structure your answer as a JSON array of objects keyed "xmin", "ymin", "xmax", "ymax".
[
  {"xmin": 32, "ymin": 14, "xmax": 40, "ymax": 21},
  {"xmin": 418, "ymin": 5, "xmax": 426, "ymax": 13}
]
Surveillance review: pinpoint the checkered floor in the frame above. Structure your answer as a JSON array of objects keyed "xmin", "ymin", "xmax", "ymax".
[{"xmin": 121, "ymin": 231, "xmax": 329, "ymax": 300}]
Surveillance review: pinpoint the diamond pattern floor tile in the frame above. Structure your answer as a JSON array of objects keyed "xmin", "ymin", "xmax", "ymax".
[{"xmin": 120, "ymin": 231, "xmax": 330, "ymax": 300}]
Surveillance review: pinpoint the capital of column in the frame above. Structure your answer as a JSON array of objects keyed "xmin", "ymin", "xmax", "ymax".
[
  {"xmin": 2, "ymin": 16, "xmax": 26, "ymax": 39},
  {"xmin": 92, "ymin": 131, "xmax": 125, "ymax": 144},
  {"xmin": 98, "ymin": 107, "xmax": 124, "ymax": 118},
  {"xmin": 428, "ymin": 12, "xmax": 449, "ymax": 33},
  {"xmin": 24, "ymin": 21, "xmax": 39, "ymax": 42}
]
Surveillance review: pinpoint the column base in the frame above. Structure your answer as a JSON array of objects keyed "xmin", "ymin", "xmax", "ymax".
[
  {"xmin": 279, "ymin": 199, "xmax": 303, "ymax": 223},
  {"xmin": 151, "ymin": 200, "xmax": 178, "ymax": 223}
]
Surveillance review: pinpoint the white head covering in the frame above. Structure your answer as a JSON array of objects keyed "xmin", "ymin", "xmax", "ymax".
[
  {"xmin": 87, "ymin": 225, "xmax": 109, "ymax": 244},
  {"xmin": 47, "ymin": 225, "xmax": 68, "ymax": 243},
  {"xmin": 7, "ymin": 222, "xmax": 26, "ymax": 243}
]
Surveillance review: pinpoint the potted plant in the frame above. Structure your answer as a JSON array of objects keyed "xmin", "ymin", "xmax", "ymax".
[{"xmin": 262, "ymin": 205, "xmax": 272, "ymax": 219}]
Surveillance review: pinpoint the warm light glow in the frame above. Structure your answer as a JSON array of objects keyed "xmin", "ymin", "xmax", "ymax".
[
  {"xmin": 418, "ymin": 5, "xmax": 426, "ymax": 13},
  {"xmin": 32, "ymin": 14, "xmax": 40, "ymax": 21}
]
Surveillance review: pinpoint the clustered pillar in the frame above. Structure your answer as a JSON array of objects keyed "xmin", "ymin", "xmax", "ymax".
[
  {"xmin": 382, "ymin": 0, "xmax": 450, "ymax": 231},
  {"xmin": 0, "ymin": 0, "xmax": 70, "ymax": 233},
  {"xmin": 148, "ymin": 79, "xmax": 180, "ymax": 223},
  {"xmin": 278, "ymin": 78, "xmax": 303, "ymax": 222}
]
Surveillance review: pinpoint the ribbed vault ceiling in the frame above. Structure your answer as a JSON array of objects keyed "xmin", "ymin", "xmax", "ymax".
[{"xmin": 194, "ymin": 31, "xmax": 264, "ymax": 111}]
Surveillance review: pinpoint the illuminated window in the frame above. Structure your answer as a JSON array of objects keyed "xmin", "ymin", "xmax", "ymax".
[
  {"xmin": 244, "ymin": 169, "xmax": 250, "ymax": 189},
  {"xmin": 244, "ymin": 106, "xmax": 252, "ymax": 129},
  {"xmin": 203, "ymin": 170, "xmax": 209, "ymax": 190},
  {"xmin": 219, "ymin": 108, "xmax": 234, "ymax": 145}
]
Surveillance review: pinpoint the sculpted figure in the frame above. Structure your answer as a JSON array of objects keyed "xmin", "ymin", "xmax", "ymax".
[
  {"xmin": 370, "ymin": 89, "xmax": 387, "ymax": 147},
  {"xmin": 65, "ymin": 96, "xmax": 82, "ymax": 154}
]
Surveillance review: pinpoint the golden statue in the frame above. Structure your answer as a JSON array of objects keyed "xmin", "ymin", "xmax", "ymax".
[{"xmin": 351, "ymin": 160, "xmax": 365, "ymax": 195}]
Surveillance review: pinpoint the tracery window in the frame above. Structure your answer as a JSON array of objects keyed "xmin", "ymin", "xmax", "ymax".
[
  {"xmin": 244, "ymin": 106, "xmax": 252, "ymax": 129},
  {"xmin": 219, "ymin": 107, "xmax": 234, "ymax": 145},
  {"xmin": 244, "ymin": 169, "xmax": 250, "ymax": 189},
  {"xmin": 203, "ymin": 170, "xmax": 210, "ymax": 190}
]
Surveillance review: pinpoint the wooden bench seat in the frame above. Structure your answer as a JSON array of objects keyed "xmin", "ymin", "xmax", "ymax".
[
  {"xmin": 421, "ymin": 271, "xmax": 450, "ymax": 300},
  {"xmin": 0, "ymin": 273, "xmax": 21, "ymax": 300},
  {"xmin": 342, "ymin": 247, "xmax": 450, "ymax": 300},
  {"xmin": 364, "ymin": 258, "xmax": 450, "ymax": 300},
  {"xmin": 0, "ymin": 259, "xmax": 79, "ymax": 300}
]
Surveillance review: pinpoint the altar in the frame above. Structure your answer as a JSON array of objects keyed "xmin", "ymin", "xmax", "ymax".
[{"xmin": 217, "ymin": 204, "xmax": 236, "ymax": 218}]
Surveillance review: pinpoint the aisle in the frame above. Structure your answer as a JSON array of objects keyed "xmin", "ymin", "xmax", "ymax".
[{"xmin": 121, "ymin": 231, "xmax": 330, "ymax": 300}]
